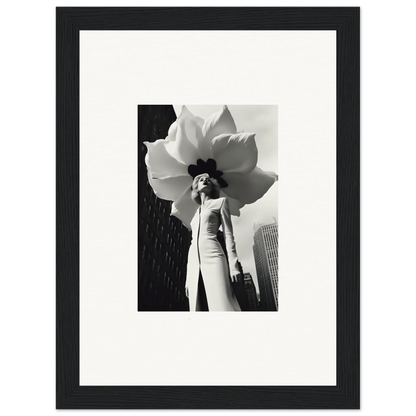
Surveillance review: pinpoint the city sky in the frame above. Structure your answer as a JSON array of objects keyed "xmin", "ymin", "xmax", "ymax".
[{"xmin": 172, "ymin": 105, "xmax": 279, "ymax": 292}]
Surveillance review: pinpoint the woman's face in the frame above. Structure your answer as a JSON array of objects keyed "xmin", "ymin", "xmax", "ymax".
[{"xmin": 197, "ymin": 175, "xmax": 212, "ymax": 193}]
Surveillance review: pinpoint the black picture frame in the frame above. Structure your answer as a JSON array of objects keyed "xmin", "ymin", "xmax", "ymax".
[{"xmin": 56, "ymin": 7, "xmax": 359, "ymax": 409}]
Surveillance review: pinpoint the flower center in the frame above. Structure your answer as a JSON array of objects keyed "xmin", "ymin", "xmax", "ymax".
[{"xmin": 187, "ymin": 158, "xmax": 228, "ymax": 188}]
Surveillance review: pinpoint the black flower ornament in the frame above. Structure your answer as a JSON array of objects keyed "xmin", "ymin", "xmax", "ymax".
[{"xmin": 187, "ymin": 158, "xmax": 228, "ymax": 188}]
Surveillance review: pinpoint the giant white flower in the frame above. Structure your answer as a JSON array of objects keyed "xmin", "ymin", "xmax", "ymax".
[{"xmin": 144, "ymin": 105, "xmax": 278, "ymax": 230}]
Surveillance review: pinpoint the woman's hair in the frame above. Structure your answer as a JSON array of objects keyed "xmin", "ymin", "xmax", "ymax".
[{"xmin": 191, "ymin": 173, "xmax": 221, "ymax": 205}]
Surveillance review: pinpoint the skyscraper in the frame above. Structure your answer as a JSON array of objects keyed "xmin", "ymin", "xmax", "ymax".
[
  {"xmin": 252, "ymin": 220, "xmax": 279, "ymax": 311},
  {"xmin": 138, "ymin": 105, "xmax": 192, "ymax": 311},
  {"xmin": 243, "ymin": 273, "xmax": 259, "ymax": 311}
]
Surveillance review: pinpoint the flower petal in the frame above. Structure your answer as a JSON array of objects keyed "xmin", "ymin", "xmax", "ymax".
[
  {"xmin": 170, "ymin": 188, "xmax": 199, "ymax": 231},
  {"xmin": 202, "ymin": 105, "xmax": 237, "ymax": 139},
  {"xmin": 166, "ymin": 105, "xmax": 204, "ymax": 141},
  {"xmin": 222, "ymin": 167, "xmax": 278, "ymax": 204},
  {"xmin": 211, "ymin": 133, "xmax": 258, "ymax": 175},
  {"xmin": 147, "ymin": 170, "xmax": 192, "ymax": 202},
  {"xmin": 144, "ymin": 139, "xmax": 189, "ymax": 180},
  {"xmin": 219, "ymin": 191, "xmax": 245, "ymax": 216},
  {"xmin": 177, "ymin": 106, "xmax": 204, "ymax": 147},
  {"xmin": 166, "ymin": 119, "xmax": 178, "ymax": 141},
  {"xmin": 165, "ymin": 118, "xmax": 200, "ymax": 166},
  {"xmin": 198, "ymin": 106, "xmax": 237, "ymax": 160}
]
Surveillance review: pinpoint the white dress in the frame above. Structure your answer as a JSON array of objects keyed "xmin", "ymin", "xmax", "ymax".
[{"xmin": 185, "ymin": 197, "xmax": 241, "ymax": 311}]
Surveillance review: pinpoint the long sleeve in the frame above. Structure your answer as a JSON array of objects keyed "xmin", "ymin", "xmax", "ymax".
[
  {"xmin": 185, "ymin": 209, "xmax": 200, "ymax": 289},
  {"xmin": 220, "ymin": 197, "xmax": 240, "ymax": 273}
]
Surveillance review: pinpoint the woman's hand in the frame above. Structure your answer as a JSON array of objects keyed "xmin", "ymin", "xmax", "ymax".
[
  {"xmin": 185, "ymin": 286, "xmax": 189, "ymax": 298},
  {"xmin": 230, "ymin": 270, "xmax": 242, "ymax": 283}
]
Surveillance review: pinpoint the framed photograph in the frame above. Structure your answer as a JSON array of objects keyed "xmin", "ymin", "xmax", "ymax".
[
  {"xmin": 138, "ymin": 104, "xmax": 280, "ymax": 313},
  {"xmin": 57, "ymin": 7, "xmax": 359, "ymax": 409}
]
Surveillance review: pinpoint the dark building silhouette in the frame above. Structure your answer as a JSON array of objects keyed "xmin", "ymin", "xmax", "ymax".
[
  {"xmin": 243, "ymin": 273, "xmax": 259, "ymax": 311},
  {"xmin": 138, "ymin": 105, "xmax": 191, "ymax": 311}
]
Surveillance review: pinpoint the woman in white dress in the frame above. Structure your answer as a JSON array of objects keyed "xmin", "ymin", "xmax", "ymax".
[{"xmin": 185, "ymin": 173, "xmax": 242, "ymax": 311}]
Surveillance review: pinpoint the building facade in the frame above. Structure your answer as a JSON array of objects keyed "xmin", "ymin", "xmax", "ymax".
[
  {"xmin": 252, "ymin": 221, "xmax": 279, "ymax": 311},
  {"xmin": 138, "ymin": 105, "xmax": 192, "ymax": 311},
  {"xmin": 243, "ymin": 273, "xmax": 259, "ymax": 311}
]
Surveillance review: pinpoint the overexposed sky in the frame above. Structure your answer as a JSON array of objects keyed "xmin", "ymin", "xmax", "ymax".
[{"xmin": 172, "ymin": 105, "xmax": 279, "ymax": 291}]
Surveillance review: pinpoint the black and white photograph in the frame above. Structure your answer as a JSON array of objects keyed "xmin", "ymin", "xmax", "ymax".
[
  {"xmin": 51, "ymin": 5, "xmax": 365, "ymax": 409},
  {"xmin": 78, "ymin": 26, "xmax": 339, "ymax": 389},
  {"xmin": 139, "ymin": 105, "xmax": 279, "ymax": 312},
  {"xmin": 80, "ymin": 27, "xmax": 337, "ymax": 386}
]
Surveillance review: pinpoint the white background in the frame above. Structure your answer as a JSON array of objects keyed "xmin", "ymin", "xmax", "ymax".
[{"xmin": 80, "ymin": 30, "xmax": 336, "ymax": 386}]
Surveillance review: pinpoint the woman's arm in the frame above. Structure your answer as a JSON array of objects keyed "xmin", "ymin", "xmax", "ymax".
[{"xmin": 220, "ymin": 197, "xmax": 241, "ymax": 282}]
